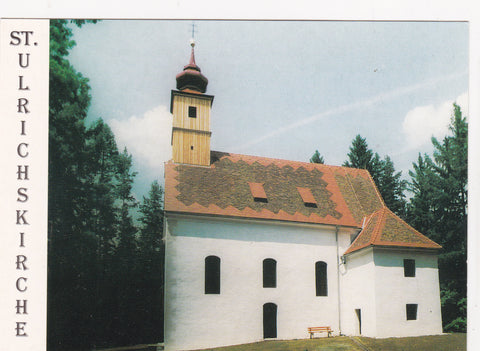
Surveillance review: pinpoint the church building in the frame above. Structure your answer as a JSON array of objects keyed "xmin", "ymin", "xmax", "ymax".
[{"xmin": 163, "ymin": 41, "xmax": 443, "ymax": 351}]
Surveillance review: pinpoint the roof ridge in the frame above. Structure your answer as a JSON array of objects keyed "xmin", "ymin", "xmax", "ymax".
[
  {"xmin": 364, "ymin": 170, "xmax": 386, "ymax": 207},
  {"xmin": 343, "ymin": 210, "xmax": 380, "ymax": 255},
  {"xmin": 370, "ymin": 207, "xmax": 388, "ymax": 245},
  {"xmin": 341, "ymin": 167, "xmax": 367, "ymax": 221},
  {"xmin": 211, "ymin": 150, "xmax": 373, "ymax": 173}
]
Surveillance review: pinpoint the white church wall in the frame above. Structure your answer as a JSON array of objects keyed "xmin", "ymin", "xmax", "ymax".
[
  {"xmin": 339, "ymin": 247, "xmax": 442, "ymax": 339},
  {"xmin": 339, "ymin": 248, "xmax": 377, "ymax": 337},
  {"xmin": 373, "ymin": 249, "xmax": 443, "ymax": 337},
  {"xmin": 164, "ymin": 214, "xmax": 354, "ymax": 351}
]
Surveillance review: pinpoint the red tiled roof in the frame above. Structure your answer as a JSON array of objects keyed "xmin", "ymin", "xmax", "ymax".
[
  {"xmin": 165, "ymin": 151, "xmax": 382, "ymax": 228},
  {"xmin": 164, "ymin": 151, "xmax": 441, "ymax": 253},
  {"xmin": 344, "ymin": 207, "xmax": 442, "ymax": 255}
]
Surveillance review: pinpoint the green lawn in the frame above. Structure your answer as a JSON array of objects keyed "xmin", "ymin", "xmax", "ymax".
[{"xmin": 193, "ymin": 334, "xmax": 466, "ymax": 351}]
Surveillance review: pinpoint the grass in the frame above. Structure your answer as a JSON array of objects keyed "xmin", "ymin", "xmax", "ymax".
[
  {"xmin": 359, "ymin": 333, "xmax": 466, "ymax": 351},
  {"xmin": 193, "ymin": 333, "xmax": 466, "ymax": 351},
  {"xmin": 195, "ymin": 337, "xmax": 363, "ymax": 351}
]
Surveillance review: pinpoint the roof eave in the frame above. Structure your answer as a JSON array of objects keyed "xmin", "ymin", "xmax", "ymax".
[
  {"xmin": 170, "ymin": 89, "xmax": 215, "ymax": 113},
  {"xmin": 164, "ymin": 209, "xmax": 361, "ymax": 230},
  {"xmin": 344, "ymin": 243, "xmax": 442, "ymax": 257}
]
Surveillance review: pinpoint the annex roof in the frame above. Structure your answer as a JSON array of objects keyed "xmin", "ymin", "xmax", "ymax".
[{"xmin": 344, "ymin": 207, "xmax": 442, "ymax": 255}]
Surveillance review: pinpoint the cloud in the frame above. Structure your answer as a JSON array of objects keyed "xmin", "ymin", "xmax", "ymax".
[
  {"xmin": 402, "ymin": 92, "xmax": 468, "ymax": 149},
  {"xmin": 456, "ymin": 92, "xmax": 469, "ymax": 116},
  {"xmin": 109, "ymin": 105, "xmax": 172, "ymax": 178},
  {"xmin": 230, "ymin": 71, "xmax": 467, "ymax": 152}
]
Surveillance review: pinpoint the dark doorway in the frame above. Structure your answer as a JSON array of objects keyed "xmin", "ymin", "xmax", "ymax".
[
  {"xmin": 355, "ymin": 309, "xmax": 362, "ymax": 335},
  {"xmin": 263, "ymin": 303, "xmax": 277, "ymax": 338}
]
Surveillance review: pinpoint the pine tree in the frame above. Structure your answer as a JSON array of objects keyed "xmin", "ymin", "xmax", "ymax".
[
  {"xmin": 406, "ymin": 153, "xmax": 437, "ymax": 239},
  {"xmin": 137, "ymin": 181, "xmax": 165, "ymax": 342},
  {"xmin": 47, "ymin": 19, "xmax": 148, "ymax": 350},
  {"xmin": 139, "ymin": 180, "xmax": 164, "ymax": 251},
  {"xmin": 343, "ymin": 135, "xmax": 375, "ymax": 171},
  {"xmin": 48, "ymin": 19, "xmax": 99, "ymax": 351},
  {"xmin": 110, "ymin": 148, "xmax": 140, "ymax": 345},
  {"xmin": 378, "ymin": 156, "xmax": 407, "ymax": 217},
  {"xmin": 310, "ymin": 150, "xmax": 325, "ymax": 164},
  {"xmin": 407, "ymin": 103, "xmax": 468, "ymax": 332},
  {"xmin": 343, "ymin": 135, "xmax": 406, "ymax": 217},
  {"xmin": 431, "ymin": 103, "xmax": 467, "ymax": 332},
  {"xmin": 86, "ymin": 119, "xmax": 120, "ymax": 254}
]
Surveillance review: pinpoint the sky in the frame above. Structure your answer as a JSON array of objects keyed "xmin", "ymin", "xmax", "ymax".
[{"xmin": 67, "ymin": 20, "xmax": 468, "ymax": 200}]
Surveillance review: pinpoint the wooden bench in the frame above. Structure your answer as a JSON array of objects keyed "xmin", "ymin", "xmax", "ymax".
[{"xmin": 308, "ymin": 326, "xmax": 332, "ymax": 338}]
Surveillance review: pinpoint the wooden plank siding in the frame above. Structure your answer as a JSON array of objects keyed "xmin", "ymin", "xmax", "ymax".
[
  {"xmin": 172, "ymin": 129, "xmax": 211, "ymax": 166},
  {"xmin": 171, "ymin": 92, "xmax": 214, "ymax": 166},
  {"xmin": 172, "ymin": 95, "xmax": 211, "ymax": 131}
]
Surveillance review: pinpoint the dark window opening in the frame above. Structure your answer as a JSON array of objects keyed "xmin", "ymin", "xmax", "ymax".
[
  {"xmin": 205, "ymin": 256, "xmax": 220, "ymax": 294},
  {"xmin": 406, "ymin": 304, "xmax": 418, "ymax": 320},
  {"xmin": 254, "ymin": 197, "xmax": 268, "ymax": 203},
  {"xmin": 304, "ymin": 202, "xmax": 318, "ymax": 208},
  {"xmin": 263, "ymin": 303, "xmax": 277, "ymax": 338},
  {"xmin": 263, "ymin": 258, "xmax": 277, "ymax": 288},
  {"xmin": 404, "ymin": 259, "xmax": 415, "ymax": 277},
  {"xmin": 190, "ymin": 145, "xmax": 194, "ymax": 150},
  {"xmin": 188, "ymin": 106, "xmax": 197, "ymax": 118},
  {"xmin": 315, "ymin": 261, "xmax": 328, "ymax": 296}
]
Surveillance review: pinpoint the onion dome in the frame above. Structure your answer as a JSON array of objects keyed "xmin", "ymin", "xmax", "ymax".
[{"xmin": 176, "ymin": 39, "xmax": 208, "ymax": 93}]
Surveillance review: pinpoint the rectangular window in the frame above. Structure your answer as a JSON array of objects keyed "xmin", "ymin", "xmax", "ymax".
[
  {"xmin": 188, "ymin": 106, "xmax": 197, "ymax": 118},
  {"xmin": 404, "ymin": 259, "xmax": 415, "ymax": 277},
  {"xmin": 406, "ymin": 304, "xmax": 418, "ymax": 320}
]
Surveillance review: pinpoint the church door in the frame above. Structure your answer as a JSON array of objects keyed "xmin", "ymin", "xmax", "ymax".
[
  {"xmin": 355, "ymin": 309, "xmax": 362, "ymax": 335},
  {"xmin": 263, "ymin": 303, "xmax": 277, "ymax": 338}
]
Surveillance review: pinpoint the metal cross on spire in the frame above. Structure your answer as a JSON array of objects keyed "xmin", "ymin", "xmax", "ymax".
[
  {"xmin": 191, "ymin": 22, "xmax": 196, "ymax": 39},
  {"xmin": 190, "ymin": 22, "xmax": 197, "ymax": 48}
]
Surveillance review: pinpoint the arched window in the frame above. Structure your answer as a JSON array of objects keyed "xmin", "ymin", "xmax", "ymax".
[
  {"xmin": 315, "ymin": 261, "xmax": 328, "ymax": 296},
  {"xmin": 263, "ymin": 303, "xmax": 277, "ymax": 338},
  {"xmin": 263, "ymin": 258, "xmax": 277, "ymax": 288},
  {"xmin": 205, "ymin": 256, "xmax": 220, "ymax": 294}
]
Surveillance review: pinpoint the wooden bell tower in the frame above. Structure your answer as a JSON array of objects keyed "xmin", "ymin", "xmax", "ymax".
[{"xmin": 170, "ymin": 40, "xmax": 214, "ymax": 166}]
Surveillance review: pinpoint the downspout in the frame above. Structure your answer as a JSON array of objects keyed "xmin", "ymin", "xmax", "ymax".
[{"xmin": 335, "ymin": 225, "xmax": 342, "ymax": 336}]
